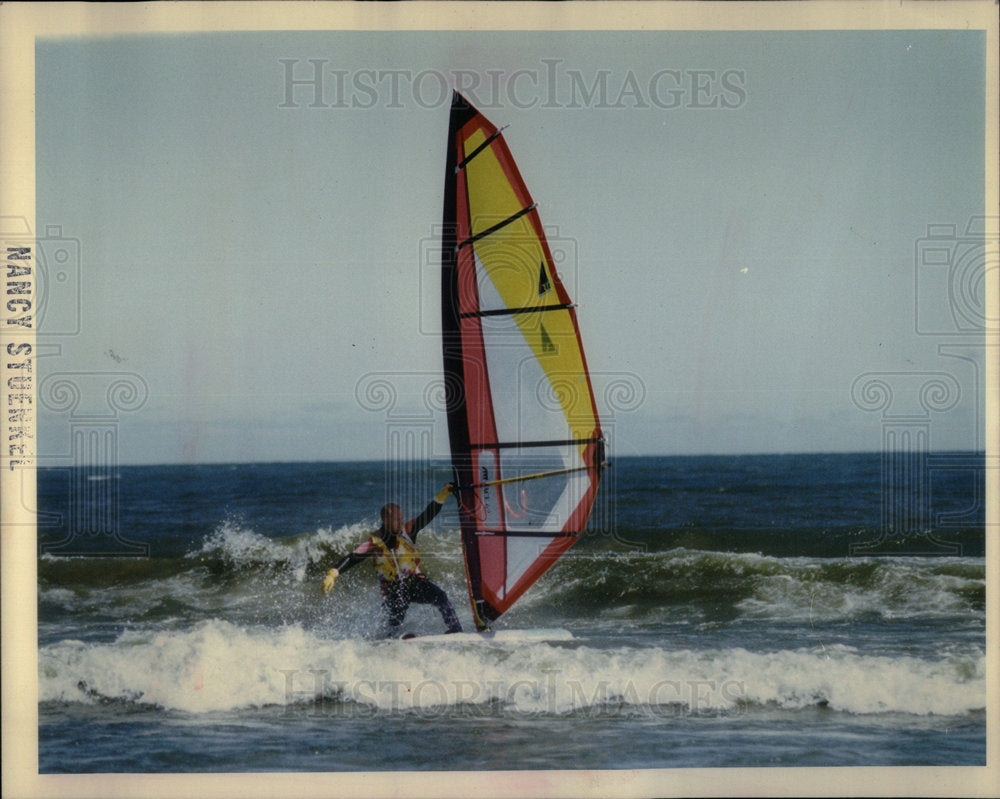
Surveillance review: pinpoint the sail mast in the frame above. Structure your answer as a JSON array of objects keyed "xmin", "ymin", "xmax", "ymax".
[{"xmin": 441, "ymin": 93, "xmax": 489, "ymax": 628}]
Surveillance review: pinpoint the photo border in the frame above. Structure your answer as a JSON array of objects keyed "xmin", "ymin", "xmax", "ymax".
[{"xmin": 2, "ymin": 2, "xmax": 997, "ymax": 797}]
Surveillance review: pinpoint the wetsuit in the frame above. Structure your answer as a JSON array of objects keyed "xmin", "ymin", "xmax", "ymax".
[{"xmin": 333, "ymin": 499, "xmax": 462, "ymax": 634}]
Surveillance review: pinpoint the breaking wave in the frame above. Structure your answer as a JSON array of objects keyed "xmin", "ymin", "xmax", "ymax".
[{"xmin": 39, "ymin": 620, "xmax": 985, "ymax": 717}]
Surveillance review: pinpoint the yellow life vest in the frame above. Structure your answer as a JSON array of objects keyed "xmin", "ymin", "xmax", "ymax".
[{"xmin": 370, "ymin": 533, "xmax": 421, "ymax": 582}]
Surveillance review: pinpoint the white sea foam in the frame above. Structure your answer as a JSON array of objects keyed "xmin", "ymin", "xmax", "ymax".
[
  {"xmin": 735, "ymin": 556, "xmax": 985, "ymax": 622},
  {"xmin": 516, "ymin": 549, "xmax": 985, "ymax": 625},
  {"xmin": 38, "ymin": 619, "xmax": 985, "ymax": 716},
  {"xmin": 192, "ymin": 519, "xmax": 378, "ymax": 578}
]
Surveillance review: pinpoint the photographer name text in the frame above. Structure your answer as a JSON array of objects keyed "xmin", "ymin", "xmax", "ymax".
[{"xmin": 5, "ymin": 245, "xmax": 33, "ymax": 469}]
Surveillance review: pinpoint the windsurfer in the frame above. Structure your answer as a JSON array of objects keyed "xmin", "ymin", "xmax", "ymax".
[{"xmin": 321, "ymin": 484, "xmax": 463, "ymax": 635}]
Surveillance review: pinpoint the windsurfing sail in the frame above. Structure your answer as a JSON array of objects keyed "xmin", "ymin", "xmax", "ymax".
[{"xmin": 441, "ymin": 92, "xmax": 605, "ymax": 631}]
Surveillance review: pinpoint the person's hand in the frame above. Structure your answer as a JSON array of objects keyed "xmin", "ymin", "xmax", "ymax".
[
  {"xmin": 435, "ymin": 483, "xmax": 454, "ymax": 504},
  {"xmin": 321, "ymin": 568, "xmax": 339, "ymax": 595}
]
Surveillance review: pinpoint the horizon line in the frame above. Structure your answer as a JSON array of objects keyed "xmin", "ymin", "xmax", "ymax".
[{"xmin": 31, "ymin": 448, "xmax": 989, "ymax": 470}]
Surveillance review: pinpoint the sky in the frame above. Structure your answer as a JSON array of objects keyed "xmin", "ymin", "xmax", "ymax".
[{"xmin": 34, "ymin": 28, "xmax": 988, "ymax": 464}]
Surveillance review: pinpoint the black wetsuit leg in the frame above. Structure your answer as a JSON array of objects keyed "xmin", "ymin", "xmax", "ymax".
[
  {"xmin": 380, "ymin": 580, "xmax": 411, "ymax": 632},
  {"xmin": 406, "ymin": 576, "xmax": 462, "ymax": 633}
]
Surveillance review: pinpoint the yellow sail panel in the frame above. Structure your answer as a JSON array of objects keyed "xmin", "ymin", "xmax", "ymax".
[
  {"xmin": 472, "ymin": 216, "xmax": 547, "ymax": 311},
  {"xmin": 462, "ymin": 129, "xmax": 527, "ymax": 235},
  {"xmin": 520, "ymin": 308, "xmax": 595, "ymax": 445},
  {"xmin": 463, "ymin": 137, "xmax": 548, "ymax": 311},
  {"xmin": 463, "ymin": 127, "xmax": 596, "ymax": 447}
]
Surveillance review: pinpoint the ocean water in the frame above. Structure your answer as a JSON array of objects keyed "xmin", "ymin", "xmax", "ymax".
[{"xmin": 36, "ymin": 454, "xmax": 986, "ymax": 772}]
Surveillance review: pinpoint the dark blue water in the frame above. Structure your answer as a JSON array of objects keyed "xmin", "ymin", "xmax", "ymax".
[{"xmin": 37, "ymin": 454, "xmax": 986, "ymax": 771}]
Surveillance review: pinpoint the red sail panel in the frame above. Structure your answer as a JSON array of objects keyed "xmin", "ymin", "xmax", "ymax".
[{"xmin": 441, "ymin": 93, "xmax": 604, "ymax": 631}]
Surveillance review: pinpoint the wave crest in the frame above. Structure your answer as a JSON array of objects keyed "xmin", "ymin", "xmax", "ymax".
[{"xmin": 39, "ymin": 620, "xmax": 985, "ymax": 717}]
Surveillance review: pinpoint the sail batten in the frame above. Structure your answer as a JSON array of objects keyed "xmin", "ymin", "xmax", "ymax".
[
  {"xmin": 469, "ymin": 437, "xmax": 604, "ymax": 450},
  {"xmin": 460, "ymin": 302, "xmax": 574, "ymax": 319},
  {"xmin": 441, "ymin": 92, "xmax": 604, "ymax": 631},
  {"xmin": 455, "ymin": 125, "xmax": 507, "ymax": 171},
  {"xmin": 457, "ymin": 203, "xmax": 537, "ymax": 250}
]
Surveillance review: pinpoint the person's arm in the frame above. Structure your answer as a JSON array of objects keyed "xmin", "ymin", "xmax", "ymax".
[
  {"xmin": 333, "ymin": 545, "xmax": 373, "ymax": 575},
  {"xmin": 407, "ymin": 484, "xmax": 453, "ymax": 543},
  {"xmin": 321, "ymin": 539, "xmax": 375, "ymax": 595}
]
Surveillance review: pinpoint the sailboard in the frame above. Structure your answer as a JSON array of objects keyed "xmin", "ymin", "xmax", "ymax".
[
  {"xmin": 399, "ymin": 628, "xmax": 573, "ymax": 644},
  {"xmin": 441, "ymin": 92, "xmax": 605, "ymax": 632}
]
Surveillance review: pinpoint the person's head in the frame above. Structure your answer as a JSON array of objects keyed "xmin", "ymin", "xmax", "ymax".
[{"xmin": 380, "ymin": 503, "xmax": 404, "ymax": 534}]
